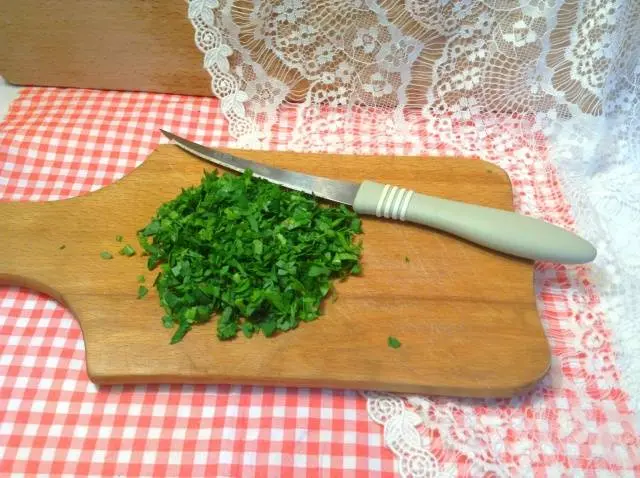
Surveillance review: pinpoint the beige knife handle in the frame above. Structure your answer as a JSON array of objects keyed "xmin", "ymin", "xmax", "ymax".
[{"xmin": 352, "ymin": 180, "xmax": 596, "ymax": 264}]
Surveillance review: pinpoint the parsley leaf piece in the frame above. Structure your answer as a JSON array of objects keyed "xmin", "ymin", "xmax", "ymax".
[
  {"xmin": 59, "ymin": 245, "xmax": 66, "ymax": 250},
  {"xmin": 308, "ymin": 265, "xmax": 329, "ymax": 277},
  {"xmin": 170, "ymin": 322, "xmax": 191, "ymax": 344},
  {"xmin": 137, "ymin": 285, "xmax": 149, "ymax": 299},
  {"xmin": 241, "ymin": 322, "xmax": 255, "ymax": 339},
  {"xmin": 142, "ymin": 221, "xmax": 161, "ymax": 236},
  {"xmin": 260, "ymin": 318, "xmax": 277, "ymax": 337},
  {"xmin": 404, "ymin": 256, "xmax": 410, "ymax": 263},
  {"xmin": 388, "ymin": 336, "xmax": 402, "ymax": 349},
  {"xmin": 162, "ymin": 315, "xmax": 174, "ymax": 328},
  {"xmin": 137, "ymin": 275, "xmax": 146, "ymax": 283},
  {"xmin": 217, "ymin": 307, "xmax": 238, "ymax": 340},
  {"xmin": 138, "ymin": 168, "xmax": 363, "ymax": 343},
  {"xmin": 100, "ymin": 251, "xmax": 113, "ymax": 260},
  {"xmin": 116, "ymin": 235, "xmax": 124, "ymax": 242},
  {"xmin": 119, "ymin": 244, "xmax": 136, "ymax": 257}
]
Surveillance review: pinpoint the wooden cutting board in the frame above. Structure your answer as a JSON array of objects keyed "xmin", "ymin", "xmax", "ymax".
[{"xmin": 0, "ymin": 146, "xmax": 550, "ymax": 397}]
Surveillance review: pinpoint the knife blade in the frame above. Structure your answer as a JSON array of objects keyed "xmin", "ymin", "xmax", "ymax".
[
  {"xmin": 160, "ymin": 129, "xmax": 359, "ymax": 205},
  {"xmin": 160, "ymin": 129, "xmax": 597, "ymax": 264}
]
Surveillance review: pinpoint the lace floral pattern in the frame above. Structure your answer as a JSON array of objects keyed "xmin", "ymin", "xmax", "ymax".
[{"xmin": 186, "ymin": 0, "xmax": 640, "ymax": 475}]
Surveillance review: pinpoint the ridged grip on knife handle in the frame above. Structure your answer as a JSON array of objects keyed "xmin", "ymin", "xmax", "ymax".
[{"xmin": 352, "ymin": 181, "xmax": 597, "ymax": 264}]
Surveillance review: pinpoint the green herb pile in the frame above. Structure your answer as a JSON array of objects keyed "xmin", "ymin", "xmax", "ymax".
[{"xmin": 137, "ymin": 169, "xmax": 363, "ymax": 343}]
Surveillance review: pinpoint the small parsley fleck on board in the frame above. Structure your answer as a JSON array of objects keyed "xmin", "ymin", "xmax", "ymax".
[
  {"xmin": 138, "ymin": 169, "xmax": 363, "ymax": 343},
  {"xmin": 119, "ymin": 244, "xmax": 136, "ymax": 257},
  {"xmin": 116, "ymin": 235, "xmax": 124, "ymax": 242},
  {"xmin": 100, "ymin": 251, "xmax": 113, "ymax": 260},
  {"xmin": 404, "ymin": 256, "xmax": 410, "ymax": 263},
  {"xmin": 388, "ymin": 336, "xmax": 401, "ymax": 349},
  {"xmin": 137, "ymin": 285, "xmax": 149, "ymax": 299},
  {"xmin": 137, "ymin": 275, "xmax": 146, "ymax": 283},
  {"xmin": 59, "ymin": 245, "xmax": 66, "ymax": 250}
]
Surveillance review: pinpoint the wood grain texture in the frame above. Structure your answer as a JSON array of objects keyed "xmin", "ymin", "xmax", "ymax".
[
  {"xmin": 0, "ymin": 146, "xmax": 550, "ymax": 396},
  {"xmin": 0, "ymin": 1, "xmax": 211, "ymax": 96}
]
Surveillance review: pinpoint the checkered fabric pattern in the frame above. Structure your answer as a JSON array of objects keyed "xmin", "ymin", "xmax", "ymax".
[
  {"xmin": 1, "ymin": 87, "xmax": 639, "ymax": 476},
  {"xmin": 0, "ymin": 88, "xmax": 393, "ymax": 477}
]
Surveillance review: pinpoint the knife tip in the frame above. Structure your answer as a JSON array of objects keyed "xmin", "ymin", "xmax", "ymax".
[{"xmin": 159, "ymin": 129, "xmax": 175, "ymax": 140}]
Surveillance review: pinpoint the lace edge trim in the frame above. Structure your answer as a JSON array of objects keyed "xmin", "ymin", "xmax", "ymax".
[{"xmin": 187, "ymin": 0, "xmax": 262, "ymax": 144}]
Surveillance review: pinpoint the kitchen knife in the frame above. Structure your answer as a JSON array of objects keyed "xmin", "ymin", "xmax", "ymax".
[{"xmin": 160, "ymin": 129, "xmax": 596, "ymax": 264}]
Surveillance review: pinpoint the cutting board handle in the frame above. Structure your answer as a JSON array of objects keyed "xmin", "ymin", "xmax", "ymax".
[{"xmin": 0, "ymin": 200, "xmax": 69, "ymax": 301}]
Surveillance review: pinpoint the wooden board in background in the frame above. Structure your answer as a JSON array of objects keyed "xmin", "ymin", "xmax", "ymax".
[
  {"xmin": 0, "ymin": 146, "xmax": 550, "ymax": 397},
  {"xmin": 0, "ymin": 1, "xmax": 212, "ymax": 96}
]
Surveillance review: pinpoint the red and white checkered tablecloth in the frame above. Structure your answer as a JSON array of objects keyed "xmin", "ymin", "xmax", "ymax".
[
  {"xmin": 1, "ymin": 87, "xmax": 639, "ymax": 477},
  {"xmin": 0, "ymin": 88, "xmax": 394, "ymax": 477}
]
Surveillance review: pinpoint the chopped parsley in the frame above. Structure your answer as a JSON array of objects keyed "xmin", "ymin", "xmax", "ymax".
[
  {"xmin": 137, "ymin": 275, "xmax": 146, "ymax": 283},
  {"xmin": 138, "ymin": 169, "xmax": 363, "ymax": 343},
  {"xmin": 59, "ymin": 245, "xmax": 66, "ymax": 250},
  {"xmin": 388, "ymin": 336, "xmax": 401, "ymax": 349},
  {"xmin": 119, "ymin": 244, "xmax": 136, "ymax": 257},
  {"xmin": 404, "ymin": 256, "xmax": 410, "ymax": 263},
  {"xmin": 116, "ymin": 235, "xmax": 124, "ymax": 242},
  {"xmin": 137, "ymin": 285, "xmax": 149, "ymax": 299},
  {"xmin": 100, "ymin": 251, "xmax": 113, "ymax": 260}
]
